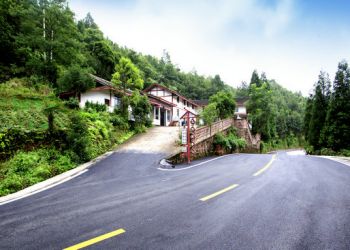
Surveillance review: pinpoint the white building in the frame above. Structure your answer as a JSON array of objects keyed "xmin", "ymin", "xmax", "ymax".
[
  {"xmin": 144, "ymin": 84, "xmax": 200, "ymax": 126},
  {"xmin": 59, "ymin": 75, "xmax": 131, "ymax": 113},
  {"xmin": 60, "ymin": 76, "xmax": 202, "ymax": 127}
]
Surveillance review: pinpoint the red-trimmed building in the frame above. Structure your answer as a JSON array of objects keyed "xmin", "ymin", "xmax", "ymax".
[
  {"xmin": 60, "ymin": 76, "xmax": 201, "ymax": 126},
  {"xmin": 144, "ymin": 83, "xmax": 200, "ymax": 126},
  {"xmin": 59, "ymin": 74, "xmax": 132, "ymax": 112}
]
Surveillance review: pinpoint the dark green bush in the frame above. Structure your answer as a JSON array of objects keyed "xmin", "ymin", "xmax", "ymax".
[
  {"xmin": 110, "ymin": 113, "xmax": 129, "ymax": 130},
  {"xmin": 64, "ymin": 97, "xmax": 80, "ymax": 109},
  {"xmin": 338, "ymin": 149, "xmax": 350, "ymax": 157},
  {"xmin": 85, "ymin": 101, "xmax": 107, "ymax": 112},
  {"xmin": 0, "ymin": 148, "xmax": 75, "ymax": 196},
  {"xmin": 67, "ymin": 113, "xmax": 92, "ymax": 162},
  {"xmin": 319, "ymin": 148, "xmax": 336, "ymax": 156},
  {"xmin": 213, "ymin": 130, "xmax": 247, "ymax": 153}
]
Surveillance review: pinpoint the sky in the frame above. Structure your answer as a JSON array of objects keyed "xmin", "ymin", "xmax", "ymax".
[{"xmin": 68, "ymin": 0, "xmax": 350, "ymax": 95}]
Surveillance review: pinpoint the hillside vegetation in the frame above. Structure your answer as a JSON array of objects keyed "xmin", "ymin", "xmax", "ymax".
[
  {"xmin": 0, "ymin": 79, "xmax": 133, "ymax": 196},
  {"xmin": 304, "ymin": 61, "xmax": 350, "ymax": 156},
  {"xmin": 0, "ymin": 0, "xmax": 309, "ymax": 196}
]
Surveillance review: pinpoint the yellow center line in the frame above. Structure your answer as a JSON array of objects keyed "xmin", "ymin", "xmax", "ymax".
[
  {"xmin": 200, "ymin": 184, "xmax": 239, "ymax": 201},
  {"xmin": 253, "ymin": 154, "xmax": 277, "ymax": 177},
  {"xmin": 63, "ymin": 228, "xmax": 125, "ymax": 250}
]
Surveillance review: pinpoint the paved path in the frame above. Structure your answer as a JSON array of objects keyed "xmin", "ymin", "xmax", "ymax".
[
  {"xmin": 118, "ymin": 126, "xmax": 180, "ymax": 155},
  {"xmin": 1, "ymin": 150, "xmax": 350, "ymax": 249}
]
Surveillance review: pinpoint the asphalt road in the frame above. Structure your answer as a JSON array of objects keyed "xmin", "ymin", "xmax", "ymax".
[{"xmin": 1, "ymin": 150, "xmax": 350, "ymax": 249}]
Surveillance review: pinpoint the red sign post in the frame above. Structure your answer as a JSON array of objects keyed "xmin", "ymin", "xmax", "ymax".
[{"xmin": 181, "ymin": 110, "xmax": 196, "ymax": 164}]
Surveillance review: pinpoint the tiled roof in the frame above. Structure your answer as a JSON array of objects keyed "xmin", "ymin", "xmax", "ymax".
[{"xmin": 143, "ymin": 83, "xmax": 199, "ymax": 107}]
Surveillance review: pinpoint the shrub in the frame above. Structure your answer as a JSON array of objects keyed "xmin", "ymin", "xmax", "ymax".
[
  {"xmin": 110, "ymin": 113, "xmax": 129, "ymax": 130},
  {"xmin": 0, "ymin": 148, "xmax": 77, "ymax": 196},
  {"xmin": 67, "ymin": 113, "xmax": 92, "ymax": 162},
  {"xmin": 85, "ymin": 101, "xmax": 107, "ymax": 112},
  {"xmin": 0, "ymin": 174, "xmax": 24, "ymax": 196},
  {"xmin": 338, "ymin": 149, "xmax": 350, "ymax": 157},
  {"xmin": 201, "ymin": 103, "xmax": 218, "ymax": 125},
  {"xmin": 64, "ymin": 97, "xmax": 80, "ymax": 109},
  {"xmin": 320, "ymin": 148, "xmax": 336, "ymax": 156},
  {"xmin": 213, "ymin": 129, "xmax": 246, "ymax": 153},
  {"xmin": 130, "ymin": 91, "xmax": 152, "ymax": 130},
  {"xmin": 213, "ymin": 132, "xmax": 230, "ymax": 150}
]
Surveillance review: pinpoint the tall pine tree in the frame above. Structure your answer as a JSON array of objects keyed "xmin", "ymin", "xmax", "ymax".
[
  {"xmin": 307, "ymin": 71, "xmax": 331, "ymax": 149},
  {"xmin": 322, "ymin": 60, "xmax": 350, "ymax": 151}
]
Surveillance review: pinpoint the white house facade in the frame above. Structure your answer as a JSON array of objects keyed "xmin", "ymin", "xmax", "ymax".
[
  {"xmin": 144, "ymin": 84, "xmax": 200, "ymax": 126},
  {"xmin": 60, "ymin": 75, "xmax": 203, "ymax": 127}
]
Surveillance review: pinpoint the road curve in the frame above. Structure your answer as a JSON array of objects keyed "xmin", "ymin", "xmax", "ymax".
[{"xmin": 0, "ymin": 151, "xmax": 350, "ymax": 249}]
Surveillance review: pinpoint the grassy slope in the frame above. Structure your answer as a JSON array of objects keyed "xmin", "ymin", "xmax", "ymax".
[
  {"xmin": 0, "ymin": 79, "xmax": 134, "ymax": 196},
  {"xmin": 0, "ymin": 80, "xmax": 70, "ymax": 131}
]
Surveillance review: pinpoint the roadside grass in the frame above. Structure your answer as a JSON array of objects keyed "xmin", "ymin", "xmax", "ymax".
[
  {"xmin": 0, "ymin": 79, "xmax": 138, "ymax": 197},
  {"xmin": 0, "ymin": 148, "xmax": 75, "ymax": 196},
  {"xmin": 260, "ymin": 136, "xmax": 305, "ymax": 153}
]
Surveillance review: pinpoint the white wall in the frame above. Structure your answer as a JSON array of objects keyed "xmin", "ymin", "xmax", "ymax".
[
  {"xmin": 235, "ymin": 106, "xmax": 247, "ymax": 114},
  {"xmin": 80, "ymin": 90, "xmax": 117, "ymax": 112},
  {"xmin": 148, "ymin": 86, "xmax": 201, "ymax": 126}
]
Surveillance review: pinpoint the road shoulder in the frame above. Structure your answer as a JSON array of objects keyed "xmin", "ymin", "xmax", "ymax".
[
  {"xmin": 316, "ymin": 155, "xmax": 350, "ymax": 167},
  {"xmin": 0, "ymin": 151, "xmax": 114, "ymax": 205}
]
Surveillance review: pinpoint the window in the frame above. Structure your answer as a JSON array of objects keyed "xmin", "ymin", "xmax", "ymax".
[
  {"xmin": 177, "ymin": 109, "xmax": 179, "ymax": 117},
  {"xmin": 155, "ymin": 107, "xmax": 159, "ymax": 119},
  {"xmin": 114, "ymin": 97, "xmax": 120, "ymax": 107},
  {"xmin": 184, "ymin": 100, "xmax": 186, "ymax": 106},
  {"xmin": 177, "ymin": 96, "xmax": 179, "ymax": 103},
  {"xmin": 192, "ymin": 104, "xmax": 194, "ymax": 109},
  {"xmin": 167, "ymin": 110, "xmax": 171, "ymax": 121},
  {"xmin": 104, "ymin": 99, "xmax": 110, "ymax": 106}
]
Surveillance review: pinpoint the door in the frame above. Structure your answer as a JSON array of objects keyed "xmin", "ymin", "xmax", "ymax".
[{"xmin": 160, "ymin": 109, "xmax": 165, "ymax": 126}]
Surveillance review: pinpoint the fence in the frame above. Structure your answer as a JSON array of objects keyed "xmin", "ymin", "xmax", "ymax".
[{"xmin": 194, "ymin": 118, "xmax": 234, "ymax": 144}]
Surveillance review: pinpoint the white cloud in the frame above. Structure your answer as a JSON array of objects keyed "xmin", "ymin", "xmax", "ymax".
[{"xmin": 69, "ymin": 0, "xmax": 349, "ymax": 95}]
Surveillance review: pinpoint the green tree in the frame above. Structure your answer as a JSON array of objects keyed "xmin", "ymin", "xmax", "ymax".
[
  {"xmin": 322, "ymin": 60, "xmax": 350, "ymax": 151},
  {"xmin": 111, "ymin": 57, "xmax": 144, "ymax": 91},
  {"xmin": 201, "ymin": 102, "xmax": 219, "ymax": 125},
  {"xmin": 307, "ymin": 71, "xmax": 331, "ymax": 149},
  {"xmin": 248, "ymin": 83, "xmax": 277, "ymax": 140},
  {"xmin": 250, "ymin": 70, "xmax": 261, "ymax": 87},
  {"xmin": 303, "ymin": 95, "xmax": 313, "ymax": 142},
  {"xmin": 57, "ymin": 65, "xmax": 95, "ymax": 94},
  {"xmin": 209, "ymin": 91, "xmax": 236, "ymax": 119},
  {"xmin": 130, "ymin": 91, "xmax": 152, "ymax": 131}
]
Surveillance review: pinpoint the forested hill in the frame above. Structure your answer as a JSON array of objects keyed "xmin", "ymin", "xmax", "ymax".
[{"xmin": 0, "ymin": 0, "xmax": 232, "ymax": 99}]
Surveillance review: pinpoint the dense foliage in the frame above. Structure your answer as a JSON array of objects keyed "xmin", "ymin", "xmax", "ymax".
[
  {"xmin": 304, "ymin": 61, "xmax": 350, "ymax": 155},
  {"xmin": 0, "ymin": 0, "xmax": 315, "ymax": 195},
  {"xmin": 245, "ymin": 71, "xmax": 305, "ymax": 149},
  {"xmin": 130, "ymin": 91, "xmax": 152, "ymax": 132},
  {"xmin": 0, "ymin": 80, "xmax": 134, "ymax": 196},
  {"xmin": 0, "ymin": 0, "xmax": 232, "ymax": 99},
  {"xmin": 213, "ymin": 128, "xmax": 247, "ymax": 154}
]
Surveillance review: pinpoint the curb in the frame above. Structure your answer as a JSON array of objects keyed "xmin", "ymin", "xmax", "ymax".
[
  {"xmin": 0, "ymin": 151, "xmax": 115, "ymax": 205},
  {"xmin": 159, "ymin": 159, "xmax": 175, "ymax": 169},
  {"xmin": 316, "ymin": 155, "xmax": 350, "ymax": 167}
]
